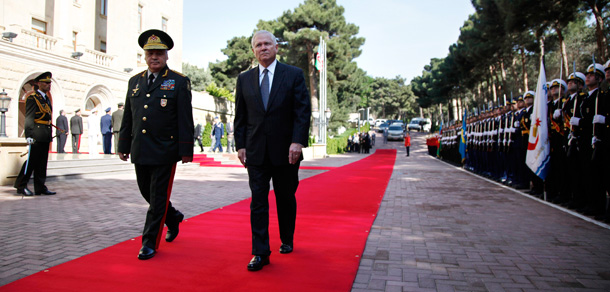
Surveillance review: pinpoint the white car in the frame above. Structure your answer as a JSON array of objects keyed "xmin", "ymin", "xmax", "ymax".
[
  {"xmin": 407, "ymin": 118, "xmax": 431, "ymax": 132},
  {"xmin": 375, "ymin": 119, "xmax": 387, "ymax": 127}
]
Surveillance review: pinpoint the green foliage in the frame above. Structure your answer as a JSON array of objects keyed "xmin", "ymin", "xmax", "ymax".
[
  {"xmin": 326, "ymin": 123, "xmax": 370, "ymax": 154},
  {"xmin": 182, "ymin": 63, "xmax": 213, "ymax": 91},
  {"xmin": 205, "ymin": 83, "xmax": 235, "ymax": 102},
  {"xmin": 208, "ymin": 0, "xmax": 366, "ymax": 135}
]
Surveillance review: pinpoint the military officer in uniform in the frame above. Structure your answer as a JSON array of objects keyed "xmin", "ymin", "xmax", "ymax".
[
  {"xmin": 70, "ymin": 109, "xmax": 83, "ymax": 153},
  {"xmin": 111, "ymin": 102, "xmax": 124, "ymax": 154},
  {"xmin": 118, "ymin": 29, "xmax": 194, "ymax": 260},
  {"xmin": 14, "ymin": 72, "xmax": 57, "ymax": 196}
]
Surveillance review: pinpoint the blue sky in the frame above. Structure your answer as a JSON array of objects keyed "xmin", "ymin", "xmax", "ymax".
[{"xmin": 182, "ymin": 0, "xmax": 474, "ymax": 83}]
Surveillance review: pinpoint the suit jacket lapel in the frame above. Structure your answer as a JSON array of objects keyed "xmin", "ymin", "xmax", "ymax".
[
  {"xmin": 250, "ymin": 67, "xmax": 266, "ymax": 111},
  {"xmin": 267, "ymin": 62, "xmax": 285, "ymax": 110}
]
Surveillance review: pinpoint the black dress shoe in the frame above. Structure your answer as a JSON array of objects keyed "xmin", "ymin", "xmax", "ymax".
[
  {"xmin": 16, "ymin": 188, "xmax": 33, "ymax": 196},
  {"xmin": 36, "ymin": 190, "xmax": 56, "ymax": 196},
  {"xmin": 138, "ymin": 246, "xmax": 156, "ymax": 260},
  {"xmin": 279, "ymin": 243, "xmax": 293, "ymax": 254},
  {"xmin": 247, "ymin": 255, "xmax": 269, "ymax": 271},
  {"xmin": 166, "ymin": 211, "xmax": 184, "ymax": 242}
]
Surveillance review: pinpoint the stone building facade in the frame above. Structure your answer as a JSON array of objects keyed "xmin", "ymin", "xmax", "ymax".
[{"xmin": 0, "ymin": 0, "xmax": 184, "ymax": 153}]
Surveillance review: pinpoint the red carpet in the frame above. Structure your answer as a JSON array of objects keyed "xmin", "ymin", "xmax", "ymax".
[{"xmin": 1, "ymin": 150, "xmax": 396, "ymax": 292}]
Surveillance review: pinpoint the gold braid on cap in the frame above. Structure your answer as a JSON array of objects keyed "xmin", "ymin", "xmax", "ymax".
[{"xmin": 143, "ymin": 34, "xmax": 168, "ymax": 50}]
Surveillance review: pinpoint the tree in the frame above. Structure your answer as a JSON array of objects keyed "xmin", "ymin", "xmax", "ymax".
[
  {"xmin": 209, "ymin": 36, "xmax": 255, "ymax": 91},
  {"xmin": 182, "ymin": 63, "xmax": 213, "ymax": 91}
]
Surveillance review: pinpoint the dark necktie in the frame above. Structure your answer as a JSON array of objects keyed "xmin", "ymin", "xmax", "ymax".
[
  {"xmin": 261, "ymin": 69, "xmax": 269, "ymax": 109},
  {"xmin": 148, "ymin": 74, "xmax": 155, "ymax": 87}
]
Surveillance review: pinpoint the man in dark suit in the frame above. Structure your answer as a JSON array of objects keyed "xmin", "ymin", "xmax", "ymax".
[
  {"xmin": 111, "ymin": 103, "xmax": 124, "ymax": 154},
  {"xmin": 70, "ymin": 109, "xmax": 83, "ymax": 153},
  {"xmin": 194, "ymin": 119, "xmax": 204, "ymax": 152},
  {"xmin": 14, "ymin": 72, "xmax": 57, "ymax": 196},
  {"xmin": 56, "ymin": 109, "xmax": 69, "ymax": 153},
  {"xmin": 118, "ymin": 29, "xmax": 194, "ymax": 260},
  {"xmin": 235, "ymin": 30, "xmax": 311, "ymax": 271},
  {"xmin": 101, "ymin": 107, "xmax": 112, "ymax": 154}
]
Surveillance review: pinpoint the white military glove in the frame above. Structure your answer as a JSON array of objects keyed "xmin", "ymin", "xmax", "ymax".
[
  {"xmin": 570, "ymin": 117, "xmax": 580, "ymax": 126},
  {"xmin": 593, "ymin": 114, "xmax": 606, "ymax": 124},
  {"xmin": 514, "ymin": 121, "xmax": 520, "ymax": 128},
  {"xmin": 26, "ymin": 137, "xmax": 35, "ymax": 145},
  {"xmin": 592, "ymin": 136, "xmax": 601, "ymax": 145},
  {"xmin": 553, "ymin": 109, "xmax": 562, "ymax": 119}
]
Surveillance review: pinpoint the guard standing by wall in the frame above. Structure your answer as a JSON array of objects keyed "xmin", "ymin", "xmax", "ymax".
[{"xmin": 13, "ymin": 72, "xmax": 57, "ymax": 196}]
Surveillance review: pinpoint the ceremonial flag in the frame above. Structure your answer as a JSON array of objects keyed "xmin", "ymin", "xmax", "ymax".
[
  {"xmin": 526, "ymin": 59, "xmax": 551, "ymax": 179},
  {"xmin": 437, "ymin": 120, "xmax": 443, "ymax": 157},
  {"xmin": 459, "ymin": 110, "xmax": 467, "ymax": 163},
  {"xmin": 315, "ymin": 45, "xmax": 324, "ymax": 71}
]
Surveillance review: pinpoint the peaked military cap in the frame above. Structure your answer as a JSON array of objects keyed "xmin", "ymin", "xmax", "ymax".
[
  {"xmin": 138, "ymin": 29, "xmax": 174, "ymax": 50},
  {"xmin": 567, "ymin": 72, "xmax": 586, "ymax": 85},
  {"xmin": 604, "ymin": 60, "xmax": 610, "ymax": 71},
  {"xmin": 550, "ymin": 79, "xmax": 567, "ymax": 89},
  {"xmin": 586, "ymin": 63, "xmax": 605, "ymax": 77},
  {"xmin": 35, "ymin": 72, "xmax": 52, "ymax": 82},
  {"xmin": 523, "ymin": 91, "xmax": 535, "ymax": 99}
]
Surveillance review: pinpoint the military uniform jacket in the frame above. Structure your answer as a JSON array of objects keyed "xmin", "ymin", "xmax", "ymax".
[
  {"xmin": 111, "ymin": 109, "xmax": 124, "ymax": 133},
  {"xmin": 70, "ymin": 115, "xmax": 83, "ymax": 135},
  {"xmin": 593, "ymin": 83, "xmax": 609, "ymax": 147},
  {"xmin": 118, "ymin": 66, "xmax": 194, "ymax": 165},
  {"xmin": 24, "ymin": 90, "xmax": 53, "ymax": 143}
]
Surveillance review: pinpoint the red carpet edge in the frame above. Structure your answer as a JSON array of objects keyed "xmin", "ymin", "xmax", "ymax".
[{"xmin": 1, "ymin": 149, "xmax": 396, "ymax": 292}]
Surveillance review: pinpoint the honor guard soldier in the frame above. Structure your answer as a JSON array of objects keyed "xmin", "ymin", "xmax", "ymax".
[
  {"xmin": 14, "ymin": 72, "xmax": 57, "ymax": 196},
  {"xmin": 118, "ymin": 29, "xmax": 194, "ymax": 260},
  {"xmin": 570, "ymin": 63, "xmax": 605, "ymax": 216},
  {"xmin": 563, "ymin": 72, "xmax": 587, "ymax": 208},
  {"xmin": 547, "ymin": 79, "xmax": 568, "ymax": 203},
  {"xmin": 592, "ymin": 62, "xmax": 609, "ymax": 221}
]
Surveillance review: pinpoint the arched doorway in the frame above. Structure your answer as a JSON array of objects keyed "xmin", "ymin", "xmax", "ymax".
[
  {"xmin": 17, "ymin": 72, "xmax": 64, "ymax": 137},
  {"xmin": 83, "ymin": 85, "xmax": 113, "ymax": 154}
]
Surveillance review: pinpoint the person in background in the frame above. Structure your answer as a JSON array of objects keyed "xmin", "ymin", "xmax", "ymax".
[
  {"xmin": 56, "ymin": 109, "xmax": 69, "ymax": 153},
  {"xmin": 404, "ymin": 131, "xmax": 411, "ymax": 156},
  {"xmin": 101, "ymin": 107, "xmax": 113, "ymax": 154},
  {"xmin": 70, "ymin": 109, "xmax": 83, "ymax": 153},
  {"xmin": 194, "ymin": 118, "xmax": 204, "ymax": 152},
  {"xmin": 111, "ymin": 103, "xmax": 124, "ymax": 154},
  {"xmin": 88, "ymin": 109, "xmax": 100, "ymax": 154}
]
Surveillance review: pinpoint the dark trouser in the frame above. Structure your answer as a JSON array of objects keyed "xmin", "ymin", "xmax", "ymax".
[
  {"xmin": 102, "ymin": 133, "xmax": 112, "ymax": 154},
  {"xmin": 71, "ymin": 134, "xmax": 81, "ymax": 153},
  {"xmin": 247, "ymin": 158, "xmax": 300, "ymax": 256},
  {"xmin": 113, "ymin": 132, "xmax": 120, "ymax": 154},
  {"xmin": 405, "ymin": 146, "xmax": 410, "ymax": 156},
  {"xmin": 134, "ymin": 163, "xmax": 181, "ymax": 250},
  {"xmin": 14, "ymin": 142, "xmax": 50, "ymax": 193},
  {"xmin": 57, "ymin": 133, "xmax": 67, "ymax": 153},
  {"xmin": 195, "ymin": 138, "xmax": 203, "ymax": 151}
]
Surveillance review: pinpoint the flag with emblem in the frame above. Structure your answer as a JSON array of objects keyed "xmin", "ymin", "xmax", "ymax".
[
  {"xmin": 525, "ymin": 59, "xmax": 551, "ymax": 179},
  {"xmin": 315, "ymin": 45, "xmax": 324, "ymax": 71},
  {"xmin": 459, "ymin": 110, "xmax": 467, "ymax": 163}
]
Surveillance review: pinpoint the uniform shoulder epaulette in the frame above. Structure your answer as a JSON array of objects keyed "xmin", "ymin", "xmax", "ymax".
[
  {"xmin": 25, "ymin": 90, "xmax": 37, "ymax": 99},
  {"xmin": 170, "ymin": 69, "xmax": 186, "ymax": 77},
  {"xmin": 133, "ymin": 70, "xmax": 147, "ymax": 78},
  {"xmin": 579, "ymin": 92, "xmax": 587, "ymax": 96}
]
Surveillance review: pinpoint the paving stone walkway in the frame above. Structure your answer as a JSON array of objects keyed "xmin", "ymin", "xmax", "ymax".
[
  {"xmin": 354, "ymin": 133, "xmax": 610, "ymax": 292},
  {"xmin": 1, "ymin": 132, "xmax": 609, "ymax": 292}
]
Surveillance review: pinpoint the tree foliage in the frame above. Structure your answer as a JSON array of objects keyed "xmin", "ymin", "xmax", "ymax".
[{"xmin": 182, "ymin": 63, "xmax": 213, "ymax": 91}]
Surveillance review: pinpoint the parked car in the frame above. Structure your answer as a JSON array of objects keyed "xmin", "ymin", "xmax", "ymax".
[
  {"xmin": 377, "ymin": 122, "xmax": 389, "ymax": 133},
  {"xmin": 407, "ymin": 118, "xmax": 432, "ymax": 132},
  {"xmin": 375, "ymin": 119, "xmax": 387, "ymax": 127},
  {"xmin": 387, "ymin": 125, "xmax": 405, "ymax": 141}
]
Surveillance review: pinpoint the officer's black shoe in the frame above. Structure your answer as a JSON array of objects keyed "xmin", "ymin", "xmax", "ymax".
[
  {"xmin": 138, "ymin": 246, "xmax": 155, "ymax": 260},
  {"xmin": 166, "ymin": 211, "xmax": 184, "ymax": 242},
  {"xmin": 279, "ymin": 243, "xmax": 293, "ymax": 254},
  {"xmin": 16, "ymin": 188, "xmax": 34, "ymax": 196},
  {"xmin": 36, "ymin": 190, "xmax": 56, "ymax": 196},
  {"xmin": 247, "ymin": 255, "xmax": 269, "ymax": 271}
]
